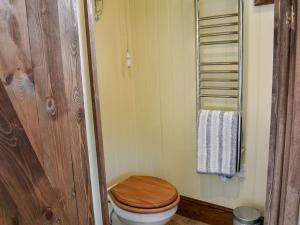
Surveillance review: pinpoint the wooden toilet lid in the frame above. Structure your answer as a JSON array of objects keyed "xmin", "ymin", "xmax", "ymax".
[{"xmin": 110, "ymin": 176, "xmax": 178, "ymax": 209}]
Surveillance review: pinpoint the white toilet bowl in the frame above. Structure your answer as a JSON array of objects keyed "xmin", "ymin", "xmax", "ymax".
[
  {"xmin": 110, "ymin": 197, "xmax": 177, "ymax": 225},
  {"xmin": 108, "ymin": 176, "xmax": 180, "ymax": 225}
]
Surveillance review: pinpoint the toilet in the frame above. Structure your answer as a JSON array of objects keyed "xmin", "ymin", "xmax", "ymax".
[{"xmin": 108, "ymin": 176, "xmax": 180, "ymax": 225}]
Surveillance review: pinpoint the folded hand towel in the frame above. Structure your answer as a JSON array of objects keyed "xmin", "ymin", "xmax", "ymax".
[{"xmin": 197, "ymin": 110, "xmax": 238, "ymax": 177}]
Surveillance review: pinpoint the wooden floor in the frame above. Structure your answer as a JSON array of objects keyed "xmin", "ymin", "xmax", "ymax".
[{"xmin": 168, "ymin": 215, "xmax": 209, "ymax": 225}]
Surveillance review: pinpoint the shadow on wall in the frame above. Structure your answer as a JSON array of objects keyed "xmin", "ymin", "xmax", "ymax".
[{"xmin": 200, "ymin": 175, "xmax": 240, "ymax": 200}]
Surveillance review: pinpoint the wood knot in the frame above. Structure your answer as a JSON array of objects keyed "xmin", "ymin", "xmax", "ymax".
[
  {"xmin": 28, "ymin": 75, "xmax": 34, "ymax": 85},
  {"xmin": 55, "ymin": 216, "xmax": 62, "ymax": 224},
  {"xmin": 41, "ymin": 6, "xmax": 48, "ymax": 16},
  {"xmin": 44, "ymin": 207, "xmax": 53, "ymax": 221},
  {"xmin": 46, "ymin": 97, "xmax": 57, "ymax": 118},
  {"xmin": 71, "ymin": 189, "xmax": 76, "ymax": 198},
  {"xmin": 76, "ymin": 108, "xmax": 84, "ymax": 123},
  {"xmin": 73, "ymin": 88, "xmax": 84, "ymax": 123},
  {"xmin": 3, "ymin": 73, "xmax": 14, "ymax": 85},
  {"xmin": 25, "ymin": 68, "xmax": 34, "ymax": 83},
  {"xmin": 12, "ymin": 217, "xmax": 19, "ymax": 225}
]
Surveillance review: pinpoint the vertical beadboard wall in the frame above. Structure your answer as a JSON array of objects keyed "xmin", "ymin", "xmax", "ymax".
[
  {"xmin": 94, "ymin": 0, "xmax": 274, "ymax": 211},
  {"xmin": 94, "ymin": 0, "xmax": 165, "ymax": 186},
  {"xmin": 128, "ymin": 0, "xmax": 197, "ymax": 197}
]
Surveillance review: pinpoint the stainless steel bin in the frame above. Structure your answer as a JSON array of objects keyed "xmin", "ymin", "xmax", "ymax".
[{"xmin": 234, "ymin": 206, "xmax": 261, "ymax": 225}]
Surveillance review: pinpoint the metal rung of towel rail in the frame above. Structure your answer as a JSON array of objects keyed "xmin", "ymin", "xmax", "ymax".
[
  {"xmin": 200, "ymin": 70, "xmax": 239, "ymax": 74},
  {"xmin": 200, "ymin": 40, "xmax": 239, "ymax": 46},
  {"xmin": 199, "ymin": 22, "xmax": 239, "ymax": 29},
  {"xmin": 200, "ymin": 31, "xmax": 239, "ymax": 38},
  {"xmin": 195, "ymin": 0, "xmax": 244, "ymax": 172},
  {"xmin": 200, "ymin": 86, "xmax": 239, "ymax": 90},
  {"xmin": 200, "ymin": 78, "xmax": 239, "ymax": 82},
  {"xmin": 198, "ymin": 13, "xmax": 238, "ymax": 21},
  {"xmin": 200, "ymin": 94, "xmax": 238, "ymax": 99},
  {"xmin": 200, "ymin": 61, "xmax": 239, "ymax": 66}
]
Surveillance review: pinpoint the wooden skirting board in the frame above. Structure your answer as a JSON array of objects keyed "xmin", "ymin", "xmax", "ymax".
[
  {"xmin": 255, "ymin": 0, "xmax": 274, "ymax": 6},
  {"xmin": 177, "ymin": 196, "xmax": 264, "ymax": 225},
  {"xmin": 177, "ymin": 196, "xmax": 234, "ymax": 225}
]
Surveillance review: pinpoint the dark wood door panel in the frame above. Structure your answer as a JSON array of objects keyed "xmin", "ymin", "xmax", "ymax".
[
  {"xmin": 24, "ymin": 1, "xmax": 80, "ymax": 223},
  {"xmin": 0, "ymin": 0, "xmax": 95, "ymax": 224},
  {"xmin": 265, "ymin": 0, "xmax": 300, "ymax": 225},
  {"xmin": 0, "ymin": 183, "xmax": 18, "ymax": 225},
  {"xmin": 24, "ymin": 0, "xmax": 94, "ymax": 223},
  {"xmin": 0, "ymin": 81, "xmax": 68, "ymax": 225},
  {"xmin": 0, "ymin": 0, "xmax": 43, "ymax": 163},
  {"xmin": 56, "ymin": 1, "xmax": 95, "ymax": 223}
]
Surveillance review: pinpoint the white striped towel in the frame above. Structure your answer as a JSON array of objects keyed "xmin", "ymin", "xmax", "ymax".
[{"xmin": 197, "ymin": 110, "xmax": 239, "ymax": 177}]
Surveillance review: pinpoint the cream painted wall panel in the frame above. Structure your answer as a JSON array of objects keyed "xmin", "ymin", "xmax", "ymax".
[
  {"xmin": 127, "ymin": 0, "xmax": 274, "ymax": 210},
  {"xmin": 249, "ymin": 4, "xmax": 274, "ymax": 209},
  {"xmin": 156, "ymin": 0, "xmax": 197, "ymax": 192},
  {"xmin": 94, "ymin": 0, "xmax": 139, "ymax": 185},
  {"xmin": 94, "ymin": 0, "xmax": 164, "ymax": 186},
  {"xmin": 95, "ymin": 0, "xmax": 274, "ymax": 211},
  {"xmin": 129, "ymin": 0, "xmax": 164, "ymax": 177}
]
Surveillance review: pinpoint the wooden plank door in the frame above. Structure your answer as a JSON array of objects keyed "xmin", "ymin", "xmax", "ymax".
[
  {"xmin": 265, "ymin": 0, "xmax": 300, "ymax": 224},
  {"xmin": 0, "ymin": 0, "xmax": 95, "ymax": 225}
]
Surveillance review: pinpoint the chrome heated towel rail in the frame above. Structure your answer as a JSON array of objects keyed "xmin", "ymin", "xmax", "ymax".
[{"xmin": 195, "ymin": 0, "xmax": 244, "ymax": 172}]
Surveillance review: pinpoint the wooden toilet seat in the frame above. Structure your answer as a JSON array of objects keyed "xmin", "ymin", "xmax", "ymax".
[{"xmin": 109, "ymin": 176, "xmax": 180, "ymax": 214}]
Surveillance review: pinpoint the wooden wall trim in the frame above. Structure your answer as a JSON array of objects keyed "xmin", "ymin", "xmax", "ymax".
[
  {"xmin": 177, "ymin": 196, "xmax": 234, "ymax": 225},
  {"xmin": 255, "ymin": 0, "xmax": 274, "ymax": 6},
  {"xmin": 83, "ymin": 1, "xmax": 110, "ymax": 224},
  {"xmin": 265, "ymin": 0, "xmax": 300, "ymax": 224}
]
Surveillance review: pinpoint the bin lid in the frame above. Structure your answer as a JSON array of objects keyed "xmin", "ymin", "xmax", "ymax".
[{"xmin": 234, "ymin": 206, "xmax": 261, "ymax": 224}]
